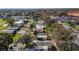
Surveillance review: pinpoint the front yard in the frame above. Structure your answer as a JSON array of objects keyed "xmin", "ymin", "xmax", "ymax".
[
  {"xmin": 74, "ymin": 25, "xmax": 79, "ymax": 31},
  {"xmin": 13, "ymin": 33, "xmax": 23, "ymax": 43}
]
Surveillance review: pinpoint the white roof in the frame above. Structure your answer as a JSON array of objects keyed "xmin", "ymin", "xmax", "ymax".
[
  {"xmin": 37, "ymin": 33, "xmax": 47, "ymax": 38},
  {"xmin": 36, "ymin": 25, "xmax": 44, "ymax": 29},
  {"xmin": 37, "ymin": 20, "xmax": 44, "ymax": 24},
  {"xmin": 15, "ymin": 20, "xmax": 23, "ymax": 24},
  {"xmin": 1, "ymin": 30, "xmax": 15, "ymax": 34},
  {"xmin": 36, "ymin": 46, "xmax": 48, "ymax": 50}
]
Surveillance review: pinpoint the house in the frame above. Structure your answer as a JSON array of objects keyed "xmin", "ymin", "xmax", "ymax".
[
  {"xmin": 0, "ymin": 26, "xmax": 21, "ymax": 35},
  {"xmin": 66, "ymin": 11, "xmax": 79, "ymax": 17},
  {"xmin": 50, "ymin": 16, "xmax": 58, "ymax": 19},
  {"xmin": 37, "ymin": 19, "xmax": 44, "ymax": 23},
  {"xmin": 7, "ymin": 27, "xmax": 20, "ymax": 31},
  {"xmin": 15, "ymin": 20, "xmax": 24, "ymax": 25},
  {"xmin": 24, "ymin": 48, "xmax": 36, "ymax": 51},
  {"xmin": 37, "ymin": 33, "xmax": 47, "ymax": 40},
  {"xmin": 12, "ymin": 43, "xmax": 23, "ymax": 51},
  {"xmin": 33, "ymin": 40, "xmax": 51, "ymax": 51},
  {"xmin": 14, "ymin": 24, "xmax": 23, "ymax": 27},
  {"xmin": 0, "ymin": 29, "xmax": 16, "ymax": 35},
  {"xmin": 23, "ymin": 19, "xmax": 28, "ymax": 22},
  {"xmin": 36, "ymin": 25, "xmax": 44, "ymax": 32},
  {"xmin": 17, "ymin": 30, "xmax": 24, "ymax": 35},
  {"xmin": 35, "ymin": 46, "xmax": 48, "ymax": 51},
  {"xmin": 12, "ymin": 16, "xmax": 21, "ymax": 20},
  {"xmin": 36, "ymin": 20, "xmax": 45, "ymax": 32}
]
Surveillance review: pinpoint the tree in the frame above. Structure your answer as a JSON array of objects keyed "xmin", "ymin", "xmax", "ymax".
[
  {"xmin": 46, "ymin": 23, "xmax": 72, "ymax": 41},
  {"xmin": 7, "ymin": 18, "xmax": 15, "ymax": 27},
  {"xmin": 59, "ymin": 41, "xmax": 79, "ymax": 51},
  {"xmin": 0, "ymin": 33, "xmax": 13, "ymax": 50}
]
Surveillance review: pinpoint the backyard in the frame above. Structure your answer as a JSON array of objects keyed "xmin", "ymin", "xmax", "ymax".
[{"xmin": 0, "ymin": 19, "xmax": 8, "ymax": 30}]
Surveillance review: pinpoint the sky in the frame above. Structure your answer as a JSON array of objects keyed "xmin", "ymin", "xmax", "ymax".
[{"xmin": 0, "ymin": 0, "xmax": 79, "ymax": 8}]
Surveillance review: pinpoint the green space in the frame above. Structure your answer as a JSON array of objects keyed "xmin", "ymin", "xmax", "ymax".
[
  {"xmin": 0, "ymin": 19, "xmax": 8, "ymax": 24},
  {"xmin": 28, "ymin": 19, "xmax": 34, "ymax": 25},
  {"xmin": 0, "ymin": 19, "xmax": 8, "ymax": 30},
  {"xmin": 13, "ymin": 33, "xmax": 23, "ymax": 43},
  {"xmin": 63, "ymin": 21, "xmax": 69, "ymax": 25},
  {"xmin": 74, "ymin": 25, "xmax": 79, "ymax": 31},
  {"xmin": 0, "ymin": 25, "xmax": 7, "ymax": 30}
]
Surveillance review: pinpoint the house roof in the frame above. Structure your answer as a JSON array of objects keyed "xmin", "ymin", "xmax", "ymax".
[
  {"xmin": 35, "ymin": 46, "xmax": 48, "ymax": 50},
  {"xmin": 7, "ymin": 27, "xmax": 19, "ymax": 30},
  {"xmin": 34, "ymin": 40, "xmax": 51, "ymax": 50},
  {"xmin": 37, "ymin": 33, "xmax": 47, "ymax": 38},
  {"xmin": 37, "ymin": 20, "xmax": 44, "ymax": 24},
  {"xmin": 34, "ymin": 40, "xmax": 51, "ymax": 46},
  {"xmin": 1, "ymin": 29, "xmax": 15, "ymax": 34},
  {"xmin": 66, "ymin": 11, "xmax": 79, "ymax": 16},
  {"xmin": 15, "ymin": 20, "xmax": 24, "ymax": 24}
]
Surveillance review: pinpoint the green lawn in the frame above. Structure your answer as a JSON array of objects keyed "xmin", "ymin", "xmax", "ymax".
[
  {"xmin": 74, "ymin": 25, "xmax": 79, "ymax": 30},
  {"xmin": 63, "ymin": 21, "xmax": 69, "ymax": 25},
  {"xmin": 0, "ymin": 19, "xmax": 8, "ymax": 30},
  {"xmin": 0, "ymin": 19, "xmax": 8, "ymax": 24},
  {"xmin": 13, "ymin": 33, "xmax": 23, "ymax": 43},
  {"xmin": 0, "ymin": 25, "xmax": 7, "ymax": 30},
  {"xmin": 28, "ymin": 19, "xmax": 34, "ymax": 25}
]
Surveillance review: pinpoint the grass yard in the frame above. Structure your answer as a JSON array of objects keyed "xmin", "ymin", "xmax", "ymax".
[
  {"xmin": 63, "ymin": 21, "xmax": 69, "ymax": 25},
  {"xmin": 74, "ymin": 25, "xmax": 79, "ymax": 31},
  {"xmin": 0, "ymin": 19, "xmax": 8, "ymax": 30},
  {"xmin": 0, "ymin": 25, "xmax": 7, "ymax": 30},
  {"xmin": 28, "ymin": 19, "xmax": 34, "ymax": 25},
  {"xmin": 0, "ymin": 19, "xmax": 8, "ymax": 24},
  {"xmin": 13, "ymin": 33, "xmax": 23, "ymax": 43}
]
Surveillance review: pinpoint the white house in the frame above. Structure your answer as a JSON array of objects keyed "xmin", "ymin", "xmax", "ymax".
[
  {"xmin": 33, "ymin": 40, "xmax": 51, "ymax": 51},
  {"xmin": 37, "ymin": 33, "xmax": 47, "ymax": 40},
  {"xmin": 15, "ymin": 20, "xmax": 24, "ymax": 24},
  {"xmin": 36, "ymin": 20, "xmax": 45, "ymax": 32}
]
